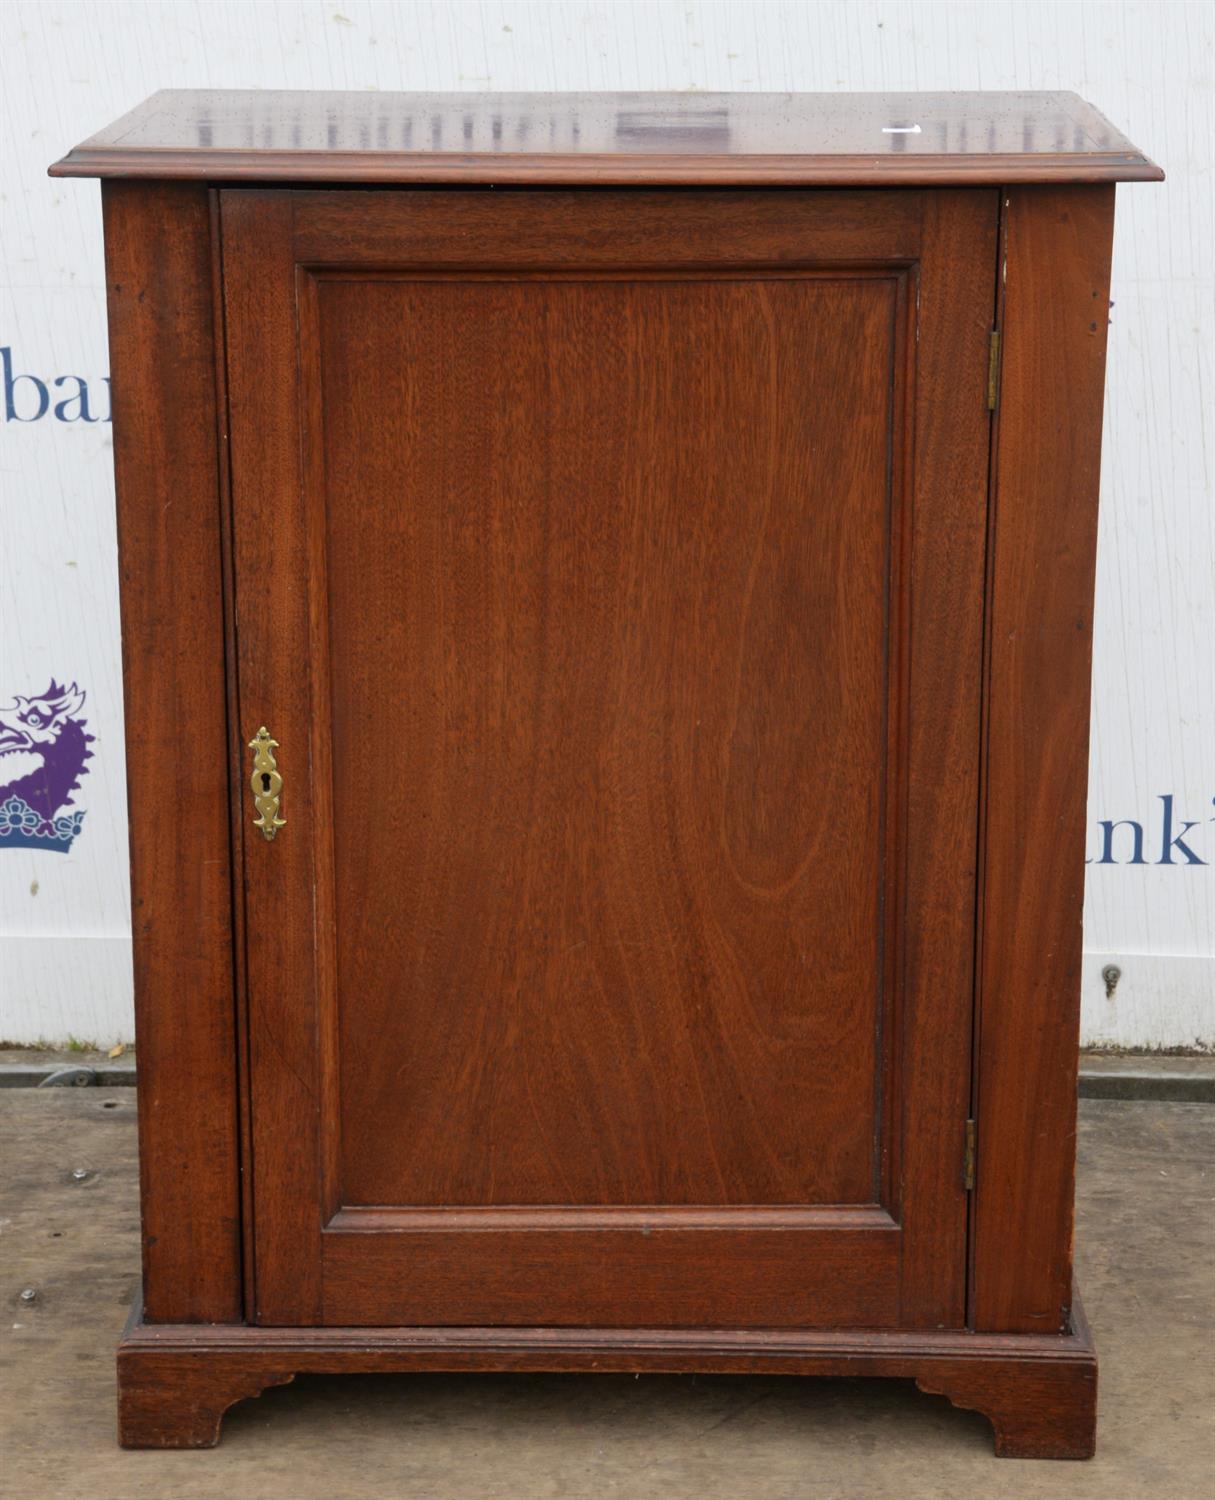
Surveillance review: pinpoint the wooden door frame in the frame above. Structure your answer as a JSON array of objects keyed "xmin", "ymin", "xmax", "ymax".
[
  {"xmin": 217, "ymin": 184, "xmax": 993, "ymax": 1330},
  {"xmin": 103, "ymin": 179, "xmax": 1113, "ymax": 1339}
]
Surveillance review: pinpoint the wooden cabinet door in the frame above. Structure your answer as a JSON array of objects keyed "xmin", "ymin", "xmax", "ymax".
[{"xmin": 221, "ymin": 187, "xmax": 996, "ymax": 1329}]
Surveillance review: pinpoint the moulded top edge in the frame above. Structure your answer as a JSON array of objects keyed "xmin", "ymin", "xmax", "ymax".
[{"xmin": 48, "ymin": 89, "xmax": 1164, "ymax": 186}]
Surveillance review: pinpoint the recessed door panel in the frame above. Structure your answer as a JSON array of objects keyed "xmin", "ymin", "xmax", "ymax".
[{"xmin": 321, "ymin": 274, "xmax": 891, "ymax": 1210}]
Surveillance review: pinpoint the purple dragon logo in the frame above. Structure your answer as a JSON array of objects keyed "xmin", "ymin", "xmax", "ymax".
[{"xmin": 0, "ymin": 681, "xmax": 94, "ymax": 852}]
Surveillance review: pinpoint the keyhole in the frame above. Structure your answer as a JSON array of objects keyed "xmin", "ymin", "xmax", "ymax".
[{"xmin": 261, "ymin": 772, "xmax": 272, "ymax": 793}]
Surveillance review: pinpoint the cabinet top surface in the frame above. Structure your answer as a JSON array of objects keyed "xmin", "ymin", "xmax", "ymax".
[{"xmin": 50, "ymin": 89, "xmax": 1161, "ymax": 185}]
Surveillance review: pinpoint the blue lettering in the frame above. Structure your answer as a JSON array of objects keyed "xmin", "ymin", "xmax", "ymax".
[
  {"xmin": 2, "ymin": 346, "xmax": 49, "ymax": 421},
  {"xmin": 1158, "ymin": 793, "xmax": 1206, "ymax": 865},
  {"xmin": 52, "ymin": 375, "xmax": 98, "ymax": 423},
  {"xmin": 1095, "ymin": 819, "xmax": 1146, "ymax": 865}
]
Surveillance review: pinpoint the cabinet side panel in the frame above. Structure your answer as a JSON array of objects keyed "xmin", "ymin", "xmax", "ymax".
[
  {"xmin": 102, "ymin": 181, "xmax": 242, "ymax": 1323},
  {"xmin": 973, "ymin": 184, "xmax": 1115, "ymax": 1333}
]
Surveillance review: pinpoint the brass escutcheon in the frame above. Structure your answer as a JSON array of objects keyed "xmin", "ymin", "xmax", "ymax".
[{"xmin": 248, "ymin": 726, "xmax": 285, "ymax": 841}]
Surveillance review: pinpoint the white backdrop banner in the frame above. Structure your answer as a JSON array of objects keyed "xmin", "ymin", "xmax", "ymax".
[{"xmin": 0, "ymin": 1, "xmax": 1211, "ymax": 1047}]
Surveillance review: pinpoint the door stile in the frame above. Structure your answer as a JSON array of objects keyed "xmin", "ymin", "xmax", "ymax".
[
  {"xmin": 895, "ymin": 188, "xmax": 999, "ymax": 1327},
  {"xmin": 294, "ymin": 262, "xmax": 344, "ymax": 1233},
  {"xmin": 875, "ymin": 257, "xmax": 915, "ymax": 1229},
  {"xmin": 222, "ymin": 189, "xmax": 326, "ymax": 1323},
  {"xmin": 208, "ymin": 185, "xmax": 261, "ymax": 1324}
]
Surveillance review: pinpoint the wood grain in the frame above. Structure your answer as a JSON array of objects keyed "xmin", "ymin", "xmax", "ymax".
[
  {"xmin": 50, "ymin": 89, "xmax": 1162, "ymax": 184},
  {"xmin": 217, "ymin": 186, "xmax": 994, "ymax": 1331},
  {"xmin": 75, "ymin": 78, "xmax": 1159, "ymax": 1460},
  {"xmin": 100, "ymin": 181, "xmax": 242, "ymax": 1324},
  {"xmin": 895, "ymin": 187, "xmax": 997, "ymax": 1327},
  {"xmin": 321, "ymin": 1223, "xmax": 901, "ymax": 1328},
  {"xmin": 972, "ymin": 185, "xmax": 1117, "ymax": 1334},
  {"xmin": 220, "ymin": 191, "xmax": 325, "ymax": 1324},
  {"xmin": 90, "ymin": 141, "xmax": 1122, "ymax": 1440},
  {"xmin": 322, "ymin": 270, "xmax": 892, "ymax": 1211},
  {"xmin": 289, "ymin": 186, "xmax": 923, "ymax": 266},
  {"xmin": 115, "ymin": 1290, "xmax": 1098, "ymax": 1455}
]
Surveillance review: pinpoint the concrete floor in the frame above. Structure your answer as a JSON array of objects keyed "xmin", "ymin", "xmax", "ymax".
[{"xmin": 1, "ymin": 1095, "xmax": 1210, "ymax": 1499}]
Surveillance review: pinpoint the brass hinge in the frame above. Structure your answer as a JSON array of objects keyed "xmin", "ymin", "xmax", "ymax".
[
  {"xmin": 963, "ymin": 1118, "xmax": 977, "ymax": 1191},
  {"xmin": 986, "ymin": 330, "xmax": 1001, "ymax": 411}
]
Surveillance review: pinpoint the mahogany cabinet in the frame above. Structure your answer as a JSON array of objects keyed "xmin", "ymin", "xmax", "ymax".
[{"xmin": 51, "ymin": 90, "xmax": 1161, "ymax": 1456}]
